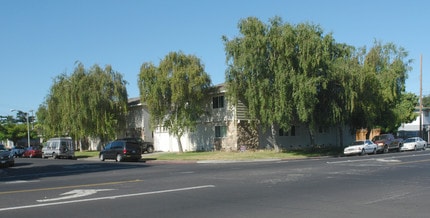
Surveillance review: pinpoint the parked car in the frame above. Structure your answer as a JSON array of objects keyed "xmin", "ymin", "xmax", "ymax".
[
  {"xmin": 10, "ymin": 146, "xmax": 26, "ymax": 157},
  {"xmin": 99, "ymin": 140, "xmax": 142, "ymax": 162},
  {"xmin": 344, "ymin": 140, "xmax": 378, "ymax": 156},
  {"xmin": 400, "ymin": 137, "xmax": 427, "ymax": 151},
  {"xmin": 0, "ymin": 144, "xmax": 14, "ymax": 167},
  {"xmin": 117, "ymin": 137, "xmax": 154, "ymax": 154},
  {"xmin": 42, "ymin": 137, "xmax": 75, "ymax": 159},
  {"xmin": 22, "ymin": 146, "xmax": 43, "ymax": 158},
  {"xmin": 372, "ymin": 133, "xmax": 403, "ymax": 153}
]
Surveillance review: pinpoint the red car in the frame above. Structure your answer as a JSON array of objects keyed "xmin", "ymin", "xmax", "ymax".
[{"xmin": 22, "ymin": 146, "xmax": 43, "ymax": 158}]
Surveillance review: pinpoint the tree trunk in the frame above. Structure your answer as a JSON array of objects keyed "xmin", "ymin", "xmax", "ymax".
[
  {"xmin": 308, "ymin": 125, "xmax": 316, "ymax": 146},
  {"xmin": 338, "ymin": 125, "xmax": 344, "ymax": 147},
  {"xmin": 271, "ymin": 123, "xmax": 280, "ymax": 152},
  {"xmin": 176, "ymin": 135, "xmax": 184, "ymax": 153},
  {"xmin": 79, "ymin": 139, "xmax": 83, "ymax": 152}
]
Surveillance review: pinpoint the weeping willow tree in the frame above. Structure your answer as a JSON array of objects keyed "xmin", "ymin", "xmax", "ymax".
[
  {"xmin": 39, "ymin": 63, "xmax": 128, "ymax": 150},
  {"xmin": 223, "ymin": 17, "xmax": 350, "ymax": 150},
  {"xmin": 350, "ymin": 41, "xmax": 414, "ymax": 134},
  {"xmin": 224, "ymin": 16, "xmax": 414, "ymax": 149},
  {"xmin": 138, "ymin": 51, "xmax": 211, "ymax": 153}
]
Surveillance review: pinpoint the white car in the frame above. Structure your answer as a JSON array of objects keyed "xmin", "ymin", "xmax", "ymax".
[
  {"xmin": 344, "ymin": 140, "xmax": 378, "ymax": 156},
  {"xmin": 400, "ymin": 137, "xmax": 427, "ymax": 151}
]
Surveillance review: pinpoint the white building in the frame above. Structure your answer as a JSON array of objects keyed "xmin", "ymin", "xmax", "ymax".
[
  {"xmin": 398, "ymin": 108, "xmax": 430, "ymax": 141},
  {"xmin": 126, "ymin": 84, "xmax": 355, "ymax": 152}
]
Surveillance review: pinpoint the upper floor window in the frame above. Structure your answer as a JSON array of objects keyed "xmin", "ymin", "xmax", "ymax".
[{"xmin": 213, "ymin": 96, "xmax": 224, "ymax": 109}]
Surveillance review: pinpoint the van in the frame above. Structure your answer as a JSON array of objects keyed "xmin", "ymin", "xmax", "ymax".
[{"xmin": 42, "ymin": 137, "xmax": 75, "ymax": 159}]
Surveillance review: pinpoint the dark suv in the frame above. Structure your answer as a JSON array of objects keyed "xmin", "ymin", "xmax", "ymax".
[
  {"xmin": 0, "ymin": 144, "xmax": 14, "ymax": 167},
  {"xmin": 117, "ymin": 137, "xmax": 154, "ymax": 154},
  {"xmin": 99, "ymin": 140, "xmax": 142, "ymax": 162}
]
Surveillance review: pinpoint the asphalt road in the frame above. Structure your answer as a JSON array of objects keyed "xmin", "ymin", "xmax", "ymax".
[{"xmin": 1, "ymin": 150, "xmax": 430, "ymax": 218}]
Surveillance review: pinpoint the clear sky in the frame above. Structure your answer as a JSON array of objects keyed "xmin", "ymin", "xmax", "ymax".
[{"xmin": 1, "ymin": 0, "xmax": 429, "ymax": 116}]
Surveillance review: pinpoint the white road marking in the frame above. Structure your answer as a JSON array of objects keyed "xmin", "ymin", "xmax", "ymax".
[
  {"xmin": 4, "ymin": 180, "xmax": 40, "ymax": 184},
  {"xmin": 0, "ymin": 185, "xmax": 215, "ymax": 212},
  {"xmin": 37, "ymin": 189, "xmax": 114, "ymax": 202},
  {"xmin": 376, "ymin": 158, "xmax": 401, "ymax": 163},
  {"xmin": 327, "ymin": 158, "xmax": 376, "ymax": 164}
]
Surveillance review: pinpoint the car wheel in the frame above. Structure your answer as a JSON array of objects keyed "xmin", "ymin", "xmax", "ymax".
[
  {"xmin": 100, "ymin": 154, "xmax": 105, "ymax": 161},
  {"xmin": 383, "ymin": 145, "xmax": 389, "ymax": 154},
  {"xmin": 116, "ymin": 154, "xmax": 123, "ymax": 162},
  {"xmin": 423, "ymin": 146, "xmax": 426, "ymax": 151},
  {"xmin": 146, "ymin": 146, "xmax": 154, "ymax": 153}
]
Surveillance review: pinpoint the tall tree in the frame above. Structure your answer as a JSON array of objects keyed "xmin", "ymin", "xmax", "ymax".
[
  {"xmin": 224, "ymin": 17, "xmax": 347, "ymax": 149},
  {"xmin": 291, "ymin": 23, "xmax": 342, "ymax": 145},
  {"xmin": 138, "ymin": 51, "xmax": 211, "ymax": 153},
  {"xmin": 351, "ymin": 41, "xmax": 412, "ymax": 133},
  {"xmin": 314, "ymin": 43, "xmax": 357, "ymax": 146},
  {"xmin": 224, "ymin": 17, "xmax": 297, "ymax": 151},
  {"xmin": 40, "ymin": 63, "xmax": 128, "ymax": 147}
]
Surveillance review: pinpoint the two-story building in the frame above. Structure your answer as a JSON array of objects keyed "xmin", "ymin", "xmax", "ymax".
[
  {"xmin": 120, "ymin": 97, "xmax": 153, "ymax": 143},
  {"xmin": 125, "ymin": 84, "xmax": 355, "ymax": 152}
]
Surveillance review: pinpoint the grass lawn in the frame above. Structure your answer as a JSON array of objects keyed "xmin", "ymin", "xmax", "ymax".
[{"xmin": 75, "ymin": 147, "xmax": 343, "ymax": 161}]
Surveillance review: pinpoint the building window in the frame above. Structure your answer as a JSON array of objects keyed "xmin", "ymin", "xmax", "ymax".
[
  {"xmin": 279, "ymin": 128, "xmax": 288, "ymax": 136},
  {"xmin": 318, "ymin": 126, "xmax": 328, "ymax": 133},
  {"xmin": 291, "ymin": 126, "xmax": 295, "ymax": 136},
  {"xmin": 215, "ymin": 126, "xmax": 227, "ymax": 138},
  {"xmin": 213, "ymin": 96, "xmax": 224, "ymax": 109},
  {"xmin": 279, "ymin": 126, "xmax": 296, "ymax": 136}
]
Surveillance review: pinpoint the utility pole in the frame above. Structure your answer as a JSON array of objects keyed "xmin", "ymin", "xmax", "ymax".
[{"xmin": 419, "ymin": 54, "xmax": 423, "ymax": 138}]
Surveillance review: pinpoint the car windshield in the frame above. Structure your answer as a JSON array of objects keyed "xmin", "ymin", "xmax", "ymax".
[
  {"xmin": 0, "ymin": 144, "xmax": 6, "ymax": 151},
  {"xmin": 351, "ymin": 141, "xmax": 364, "ymax": 146},
  {"xmin": 372, "ymin": 135, "xmax": 388, "ymax": 141},
  {"xmin": 404, "ymin": 138, "xmax": 416, "ymax": 143}
]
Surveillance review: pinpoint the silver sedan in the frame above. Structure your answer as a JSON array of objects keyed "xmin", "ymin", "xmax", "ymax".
[
  {"xmin": 344, "ymin": 140, "xmax": 378, "ymax": 156},
  {"xmin": 400, "ymin": 137, "xmax": 427, "ymax": 151}
]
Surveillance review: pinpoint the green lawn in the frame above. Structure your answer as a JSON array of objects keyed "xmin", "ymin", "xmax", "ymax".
[{"xmin": 75, "ymin": 147, "xmax": 343, "ymax": 161}]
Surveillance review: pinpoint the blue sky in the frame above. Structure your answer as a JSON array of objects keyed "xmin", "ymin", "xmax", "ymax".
[{"xmin": 1, "ymin": 0, "xmax": 429, "ymax": 116}]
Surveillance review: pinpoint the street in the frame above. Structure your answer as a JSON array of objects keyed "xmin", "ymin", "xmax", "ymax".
[{"xmin": 1, "ymin": 151, "xmax": 430, "ymax": 217}]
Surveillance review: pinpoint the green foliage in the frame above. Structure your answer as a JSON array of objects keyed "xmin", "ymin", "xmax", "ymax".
[
  {"xmin": 39, "ymin": 63, "xmax": 128, "ymax": 142},
  {"xmin": 0, "ymin": 123, "xmax": 27, "ymax": 144},
  {"xmin": 224, "ymin": 16, "xmax": 415, "ymax": 147},
  {"xmin": 350, "ymin": 41, "xmax": 412, "ymax": 132},
  {"xmin": 138, "ymin": 51, "xmax": 212, "ymax": 153},
  {"xmin": 395, "ymin": 93, "xmax": 419, "ymax": 124},
  {"xmin": 0, "ymin": 113, "xmax": 38, "ymax": 144},
  {"xmin": 224, "ymin": 17, "xmax": 354, "ymax": 148}
]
